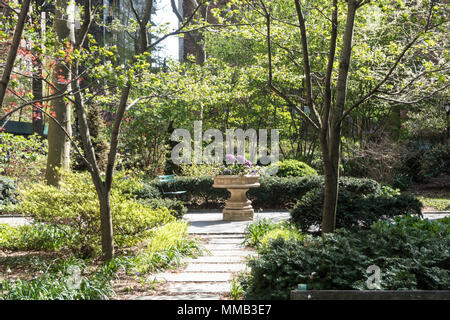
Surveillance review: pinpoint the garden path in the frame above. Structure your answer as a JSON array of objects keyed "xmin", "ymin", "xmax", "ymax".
[{"xmin": 133, "ymin": 211, "xmax": 290, "ymax": 300}]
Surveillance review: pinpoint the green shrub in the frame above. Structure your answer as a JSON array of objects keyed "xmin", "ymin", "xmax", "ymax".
[
  {"xmin": 244, "ymin": 219, "xmax": 303, "ymax": 250},
  {"xmin": 241, "ymin": 216, "xmax": 450, "ymax": 299},
  {"xmin": 243, "ymin": 218, "xmax": 278, "ymax": 247},
  {"xmin": 0, "ymin": 132, "xmax": 47, "ymax": 185},
  {"xmin": 421, "ymin": 143, "xmax": 450, "ymax": 178},
  {"xmin": 395, "ymin": 142, "xmax": 450, "ymax": 183},
  {"xmin": 338, "ymin": 176, "xmax": 380, "ymax": 195},
  {"xmin": 0, "ymin": 176, "xmax": 18, "ymax": 207},
  {"xmin": 146, "ymin": 221, "xmax": 189, "ymax": 252},
  {"xmin": 0, "ymin": 223, "xmax": 78, "ymax": 251},
  {"xmin": 270, "ymin": 160, "xmax": 317, "ymax": 177},
  {"xmin": 249, "ymin": 175, "xmax": 324, "ymax": 208},
  {"xmin": 291, "ymin": 187, "xmax": 423, "ymax": 233},
  {"xmin": 147, "ymin": 176, "xmax": 229, "ymax": 204},
  {"xmin": 392, "ymin": 173, "xmax": 413, "ymax": 191},
  {"xmin": 260, "ymin": 227, "xmax": 303, "ymax": 249},
  {"xmin": 139, "ymin": 198, "xmax": 187, "ymax": 220},
  {"xmin": 18, "ymin": 172, "xmax": 174, "ymax": 256},
  {"xmin": 134, "ymin": 182, "xmax": 161, "ymax": 200}
]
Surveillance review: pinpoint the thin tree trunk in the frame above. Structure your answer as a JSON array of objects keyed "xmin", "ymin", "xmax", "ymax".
[
  {"xmin": 32, "ymin": 64, "xmax": 44, "ymax": 135},
  {"xmin": 321, "ymin": 0, "xmax": 357, "ymax": 234},
  {"xmin": 69, "ymin": 0, "xmax": 115, "ymax": 261},
  {"xmin": 321, "ymin": 128, "xmax": 341, "ymax": 234},
  {"xmin": 99, "ymin": 189, "xmax": 113, "ymax": 261},
  {"xmin": 45, "ymin": 0, "xmax": 74, "ymax": 186},
  {"xmin": 0, "ymin": 0, "xmax": 32, "ymax": 106},
  {"xmin": 32, "ymin": 10, "xmax": 45, "ymax": 136}
]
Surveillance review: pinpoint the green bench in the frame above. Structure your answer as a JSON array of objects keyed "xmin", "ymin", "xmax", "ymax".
[{"xmin": 158, "ymin": 175, "xmax": 187, "ymax": 197}]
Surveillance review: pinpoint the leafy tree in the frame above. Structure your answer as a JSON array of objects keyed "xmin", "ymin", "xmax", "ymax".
[
  {"xmin": 0, "ymin": 0, "xmax": 32, "ymax": 106},
  {"xmin": 0, "ymin": 0, "xmax": 207, "ymax": 261},
  {"xmin": 213, "ymin": 0, "xmax": 449, "ymax": 233}
]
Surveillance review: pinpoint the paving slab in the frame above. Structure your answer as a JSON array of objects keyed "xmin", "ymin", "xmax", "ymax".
[
  {"xmin": 135, "ymin": 294, "xmax": 221, "ymax": 300},
  {"xmin": 153, "ymin": 272, "xmax": 233, "ymax": 282},
  {"xmin": 166, "ymin": 282, "xmax": 232, "ymax": 294},
  {"xmin": 185, "ymin": 256, "xmax": 248, "ymax": 264},
  {"xmin": 207, "ymin": 250, "xmax": 255, "ymax": 257},
  {"xmin": 207, "ymin": 238, "xmax": 245, "ymax": 244},
  {"xmin": 184, "ymin": 263, "xmax": 247, "ymax": 273},
  {"xmin": 184, "ymin": 211, "xmax": 290, "ymax": 234},
  {"xmin": 202, "ymin": 243, "xmax": 246, "ymax": 250},
  {"xmin": 0, "ymin": 217, "xmax": 32, "ymax": 227},
  {"xmin": 196, "ymin": 234, "xmax": 245, "ymax": 239},
  {"xmin": 422, "ymin": 212, "xmax": 450, "ymax": 220}
]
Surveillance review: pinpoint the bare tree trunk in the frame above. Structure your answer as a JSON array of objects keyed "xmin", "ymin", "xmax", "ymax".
[
  {"xmin": 45, "ymin": 0, "xmax": 74, "ymax": 186},
  {"xmin": 319, "ymin": 0, "xmax": 357, "ymax": 234},
  {"xmin": 0, "ymin": 0, "xmax": 32, "ymax": 106},
  {"xmin": 321, "ymin": 128, "xmax": 341, "ymax": 233},
  {"xmin": 99, "ymin": 189, "xmax": 113, "ymax": 261},
  {"xmin": 32, "ymin": 65, "xmax": 44, "ymax": 135},
  {"xmin": 32, "ymin": 9, "xmax": 45, "ymax": 136}
]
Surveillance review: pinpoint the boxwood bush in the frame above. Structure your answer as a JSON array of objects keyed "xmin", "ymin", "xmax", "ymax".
[
  {"xmin": 241, "ymin": 216, "xmax": 450, "ymax": 299},
  {"xmin": 269, "ymin": 160, "xmax": 318, "ymax": 177},
  {"xmin": 291, "ymin": 188, "xmax": 423, "ymax": 233}
]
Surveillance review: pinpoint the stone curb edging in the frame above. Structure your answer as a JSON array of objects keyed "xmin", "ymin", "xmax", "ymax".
[{"xmin": 291, "ymin": 290, "xmax": 450, "ymax": 300}]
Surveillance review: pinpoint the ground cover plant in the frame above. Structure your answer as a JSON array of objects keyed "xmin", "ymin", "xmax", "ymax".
[
  {"xmin": 241, "ymin": 216, "xmax": 450, "ymax": 299},
  {"xmin": 0, "ymin": 219, "xmax": 203, "ymax": 300}
]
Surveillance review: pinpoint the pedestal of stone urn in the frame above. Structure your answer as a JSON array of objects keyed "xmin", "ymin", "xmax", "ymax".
[{"xmin": 213, "ymin": 175, "xmax": 260, "ymax": 221}]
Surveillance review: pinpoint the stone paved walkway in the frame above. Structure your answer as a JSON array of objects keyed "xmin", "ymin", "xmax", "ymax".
[
  {"xmin": 135, "ymin": 235, "xmax": 251, "ymax": 300},
  {"xmin": 134, "ymin": 212, "xmax": 291, "ymax": 300}
]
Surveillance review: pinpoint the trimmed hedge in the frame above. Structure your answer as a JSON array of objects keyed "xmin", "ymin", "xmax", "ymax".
[
  {"xmin": 141, "ymin": 175, "xmax": 399, "ymax": 209},
  {"xmin": 291, "ymin": 188, "xmax": 423, "ymax": 233},
  {"xmin": 142, "ymin": 175, "xmax": 324, "ymax": 207}
]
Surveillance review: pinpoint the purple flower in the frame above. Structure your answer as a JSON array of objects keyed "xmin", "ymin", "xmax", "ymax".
[
  {"xmin": 136, "ymin": 272, "xmax": 140, "ymax": 276},
  {"xmin": 236, "ymin": 155, "xmax": 245, "ymax": 164},
  {"xmin": 244, "ymin": 159, "xmax": 252, "ymax": 166},
  {"xmin": 225, "ymin": 154, "xmax": 236, "ymax": 163}
]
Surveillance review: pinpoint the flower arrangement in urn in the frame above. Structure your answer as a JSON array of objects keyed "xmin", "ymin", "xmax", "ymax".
[
  {"xmin": 214, "ymin": 154, "xmax": 260, "ymax": 221},
  {"xmin": 218, "ymin": 154, "xmax": 261, "ymax": 176}
]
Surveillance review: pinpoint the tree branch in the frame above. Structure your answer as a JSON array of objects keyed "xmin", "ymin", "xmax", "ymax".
[{"xmin": 340, "ymin": 2, "xmax": 438, "ymax": 122}]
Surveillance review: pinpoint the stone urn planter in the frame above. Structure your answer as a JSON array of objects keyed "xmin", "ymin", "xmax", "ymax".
[{"xmin": 213, "ymin": 175, "xmax": 260, "ymax": 221}]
